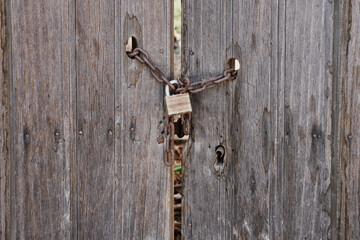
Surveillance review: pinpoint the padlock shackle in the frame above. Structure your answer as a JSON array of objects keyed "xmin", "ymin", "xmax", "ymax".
[{"xmin": 165, "ymin": 80, "xmax": 179, "ymax": 96}]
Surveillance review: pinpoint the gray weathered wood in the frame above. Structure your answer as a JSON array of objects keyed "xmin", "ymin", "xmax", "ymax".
[
  {"xmin": 273, "ymin": 1, "xmax": 333, "ymax": 238},
  {"xmin": 75, "ymin": 0, "xmax": 173, "ymax": 239},
  {"xmin": 115, "ymin": 1, "xmax": 173, "ymax": 239},
  {"xmin": 181, "ymin": 1, "xmax": 234, "ymax": 239},
  {"xmin": 0, "ymin": 1, "xmax": 11, "ymax": 239},
  {"xmin": 3, "ymin": 0, "xmax": 173, "ymax": 239},
  {"xmin": 231, "ymin": 1, "xmax": 275, "ymax": 239},
  {"xmin": 75, "ymin": 0, "xmax": 116, "ymax": 238},
  {"xmin": 8, "ymin": 0, "xmax": 75, "ymax": 238},
  {"xmin": 2, "ymin": 0, "xmax": 360, "ymax": 239},
  {"xmin": 332, "ymin": 1, "xmax": 350, "ymax": 239},
  {"xmin": 339, "ymin": 0, "xmax": 360, "ymax": 239},
  {"xmin": 183, "ymin": 0, "xmax": 335, "ymax": 239}
]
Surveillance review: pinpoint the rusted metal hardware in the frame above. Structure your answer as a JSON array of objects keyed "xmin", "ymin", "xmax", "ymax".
[
  {"xmin": 164, "ymin": 80, "xmax": 193, "ymax": 165},
  {"xmin": 127, "ymin": 47, "xmax": 238, "ymax": 94},
  {"xmin": 128, "ymin": 48, "xmax": 176, "ymax": 91},
  {"xmin": 127, "ymin": 47, "xmax": 238, "ymax": 166},
  {"xmin": 165, "ymin": 115, "xmax": 176, "ymax": 166}
]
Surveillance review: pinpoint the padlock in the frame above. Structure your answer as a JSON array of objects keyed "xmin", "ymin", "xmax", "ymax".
[
  {"xmin": 165, "ymin": 80, "xmax": 192, "ymax": 143},
  {"xmin": 165, "ymin": 80, "xmax": 192, "ymax": 116}
]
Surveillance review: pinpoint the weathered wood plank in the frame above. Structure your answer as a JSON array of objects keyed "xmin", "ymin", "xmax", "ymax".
[
  {"xmin": 115, "ymin": 1, "xmax": 173, "ymax": 239},
  {"xmin": 0, "ymin": 0, "xmax": 11, "ymax": 239},
  {"xmin": 331, "ymin": 1, "xmax": 349, "ymax": 239},
  {"xmin": 181, "ymin": 1, "xmax": 234, "ymax": 239},
  {"xmin": 231, "ymin": 1, "xmax": 273, "ymax": 239},
  {"xmin": 277, "ymin": 1, "xmax": 333, "ymax": 238},
  {"xmin": 9, "ymin": 0, "xmax": 75, "ymax": 238},
  {"xmin": 75, "ymin": 0, "xmax": 116, "ymax": 238},
  {"xmin": 340, "ymin": 0, "xmax": 360, "ymax": 239}
]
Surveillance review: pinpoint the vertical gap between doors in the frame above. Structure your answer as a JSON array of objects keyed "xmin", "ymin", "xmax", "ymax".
[{"xmin": 173, "ymin": 0, "xmax": 182, "ymax": 239}]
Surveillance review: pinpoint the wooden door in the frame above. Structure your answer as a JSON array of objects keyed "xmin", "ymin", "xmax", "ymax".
[
  {"xmin": 1, "ymin": 0, "xmax": 173, "ymax": 239},
  {"xmin": 181, "ymin": 0, "xmax": 359, "ymax": 239},
  {"xmin": 1, "ymin": 0, "xmax": 360, "ymax": 239}
]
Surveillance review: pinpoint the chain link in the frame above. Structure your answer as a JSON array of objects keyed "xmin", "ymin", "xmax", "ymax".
[
  {"xmin": 127, "ymin": 47, "xmax": 237, "ymax": 94},
  {"xmin": 127, "ymin": 47, "xmax": 238, "ymax": 166},
  {"xmin": 164, "ymin": 115, "xmax": 175, "ymax": 166}
]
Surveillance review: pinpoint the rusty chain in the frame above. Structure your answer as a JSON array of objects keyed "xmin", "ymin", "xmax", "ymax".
[
  {"xmin": 164, "ymin": 113, "xmax": 192, "ymax": 166},
  {"xmin": 127, "ymin": 47, "xmax": 238, "ymax": 94},
  {"xmin": 165, "ymin": 115, "xmax": 176, "ymax": 166},
  {"xmin": 127, "ymin": 47, "xmax": 238, "ymax": 166}
]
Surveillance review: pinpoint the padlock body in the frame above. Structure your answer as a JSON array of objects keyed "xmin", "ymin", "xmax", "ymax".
[{"xmin": 165, "ymin": 93, "xmax": 192, "ymax": 116}]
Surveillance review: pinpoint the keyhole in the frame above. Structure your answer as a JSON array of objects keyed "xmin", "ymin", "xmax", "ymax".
[{"xmin": 214, "ymin": 145, "xmax": 225, "ymax": 176}]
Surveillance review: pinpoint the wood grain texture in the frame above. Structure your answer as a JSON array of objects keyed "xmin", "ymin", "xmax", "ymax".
[
  {"xmin": 4, "ymin": 0, "xmax": 173, "ymax": 239},
  {"xmin": 274, "ymin": 1, "xmax": 334, "ymax": 239},
  {"xmin": 332, "ymin": 1, "xmax": 349, "ymax": 239},
  {"xmin": 75, "ymin": 0, "xmax": 116, "ymax": 238},
  {"xmin": 340, "ymin": 0, "xmax": 360, "ymax": 239},
  {"xmin": 2, "ymin": 0, "xmax": 359, "ymax": 238},
  {"xmin": 182, "ymin": 1, "xmax": 234, "ymax": 239},
  {"xmin": 9, "ymin": 0, "xmax": 75, "ymax": 239},
  {"xmin": 231, "ymin": 1, "xmax": 274, "ymax": 239},
  {"xmin": 115, "ymin": 1, "xmax": 173, "ymax": 239},
  {"xmin": 182, "ymin": 0, "xmax": 335, "ymax": 239},
  {"xmin": 0, "ymin": 0, "xmax": 11, "ymax": 239}
]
